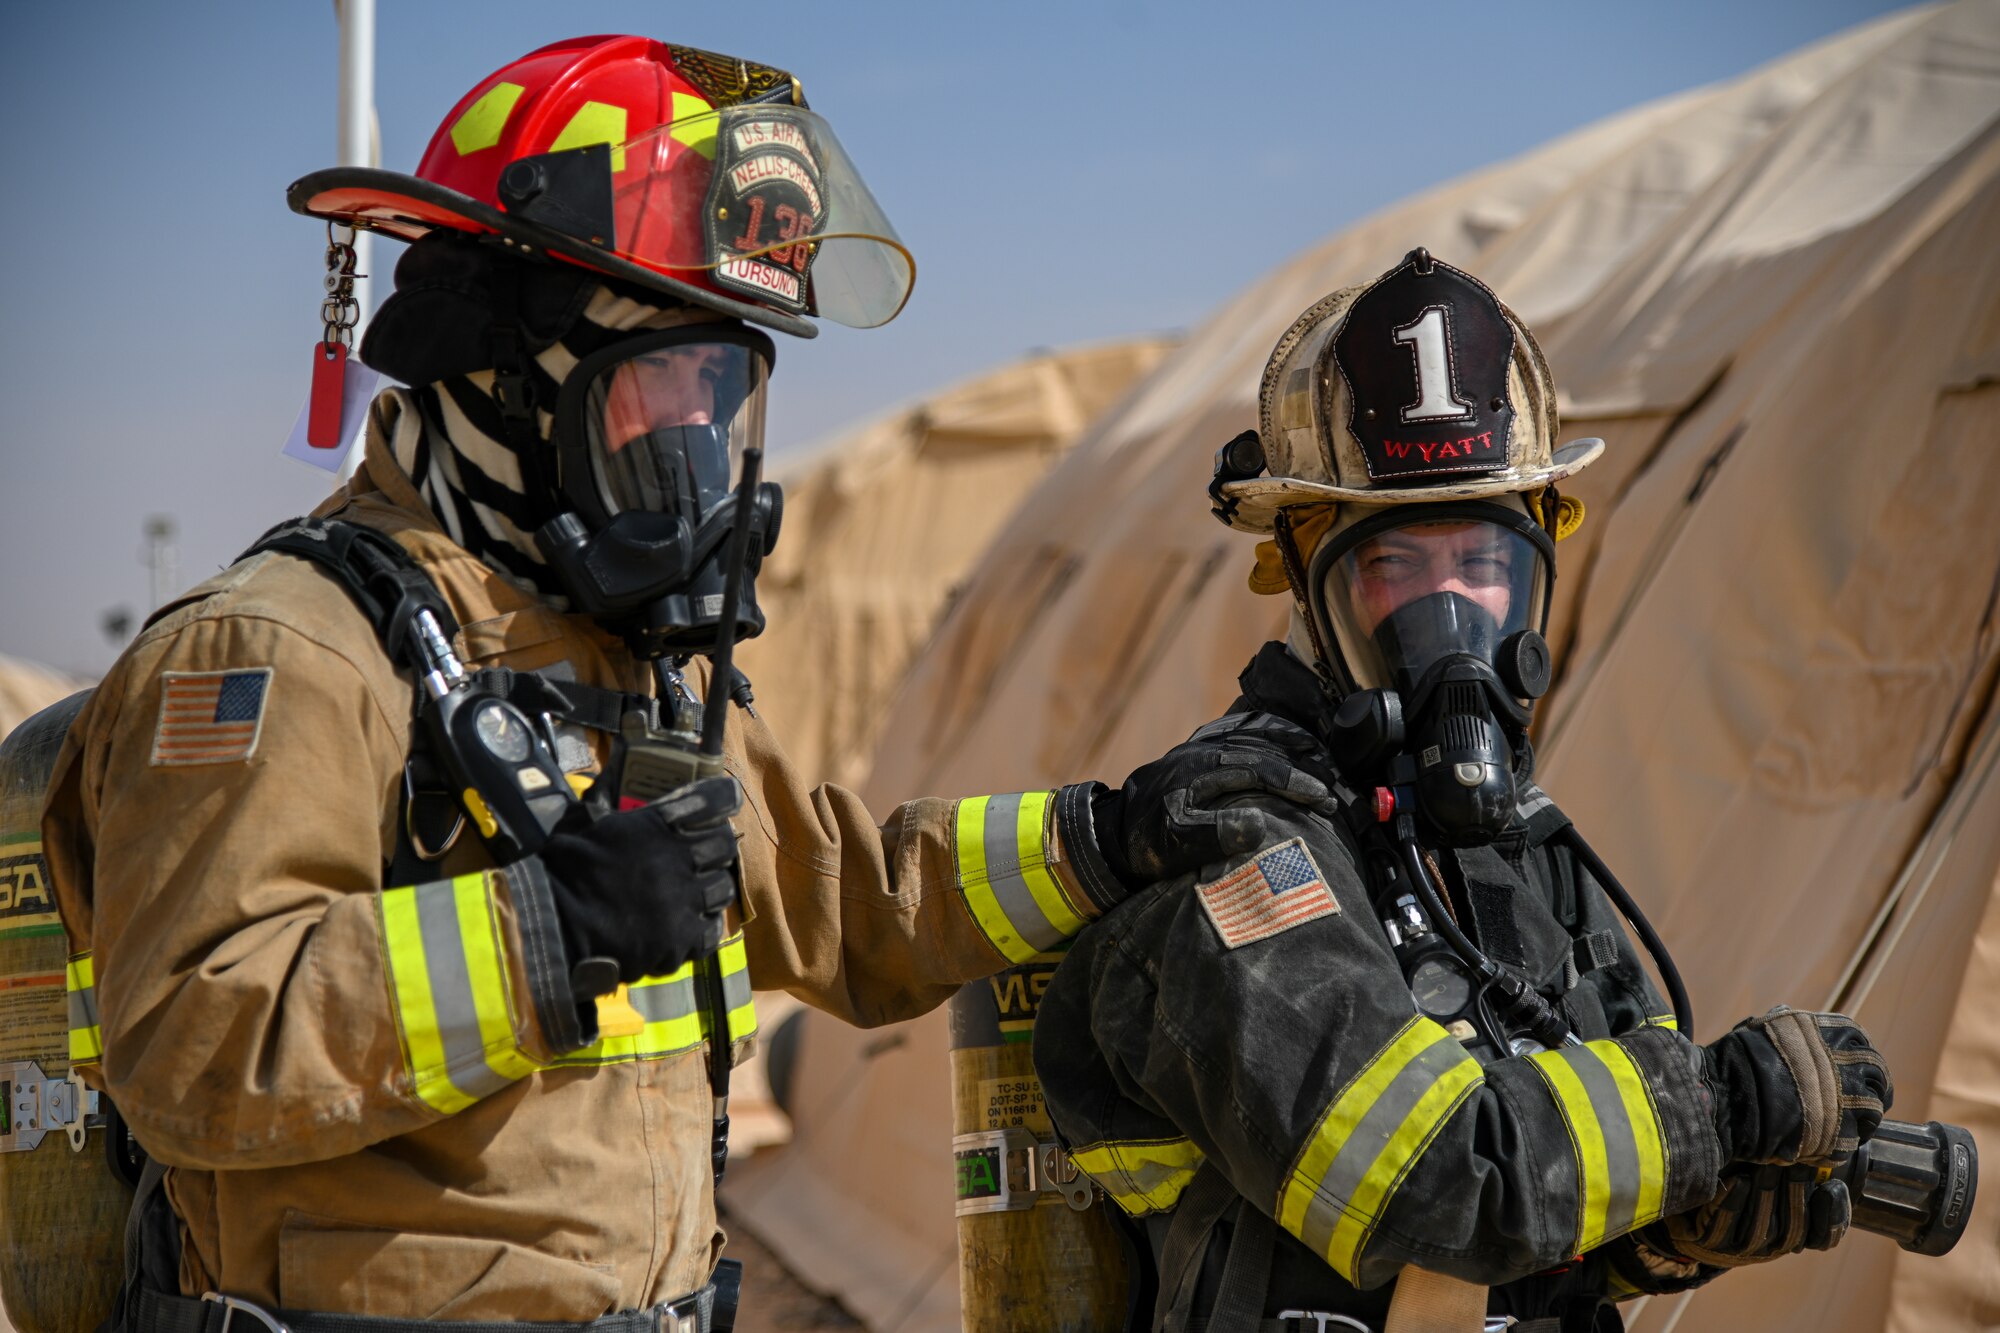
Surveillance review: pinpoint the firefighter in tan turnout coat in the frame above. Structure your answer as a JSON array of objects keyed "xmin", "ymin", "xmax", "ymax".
[{"xmin": 38, "ymin": 35, "xmax": 1166, "ymax": 1333}]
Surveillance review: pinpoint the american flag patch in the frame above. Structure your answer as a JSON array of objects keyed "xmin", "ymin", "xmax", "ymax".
[
  {"xmin": 1197, "ymin": 837, "xmax": 1339, "ymax": 949},
  {"xmin": 150, "ymin": 669, "xmax": 273, "ymax": 766}
]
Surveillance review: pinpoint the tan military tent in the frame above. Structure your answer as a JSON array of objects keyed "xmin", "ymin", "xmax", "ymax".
[
  {"xmin": 725, "ymin": 3, "xmax": 2000, "ymax": 1330},
  {"xmin": 718, "ymin": 340, "xmax": 1177, "ymax": 1157},
  {"xmin": 735, "ymin": 338, "xmax": 1178, "ymax": 790},
  {"xmin": 0, "ymin": 658, "xmax": 87, "ymax": 743}
]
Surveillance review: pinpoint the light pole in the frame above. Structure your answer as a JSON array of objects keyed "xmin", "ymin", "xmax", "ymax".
[{"xmin": 335, "ymin": 0, "xmax": 378, "ymax": 480}]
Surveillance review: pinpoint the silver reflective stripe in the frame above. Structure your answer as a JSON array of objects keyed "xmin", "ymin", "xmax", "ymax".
[
  {"xmin": 67, "ymin": 983, "xmax": 99, "ymax": 1035},
  {"xmin": 1565, "ymin": 1044, "xmax": 1644, "ymax": 1235},
  {"xmin": 1517, "ymin": 787, "xmax": 1554, "ymax": 819},
  {"xmin": 1297, "ymin": 1031, "xmax": 1471, "ymax": 1259},
  {"xmin": 413, "ymin": 879, "xmax": 515, "ymax": 1102},
  {"xmin": 981, "ymin": 792, "xmax": 1067, "ymax": 955},
  {"xmin": 720, "ymin": 957, "xmax": 752, "ymax": 1017},
  {"xmin": 629, "ymin": 975, "xmax": 700, "ymax": 1024}
]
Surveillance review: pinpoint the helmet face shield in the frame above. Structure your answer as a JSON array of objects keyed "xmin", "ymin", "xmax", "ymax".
[
  {"xmin": 561, "ymin": 326, "xmax": 772, "ymax": 526},
  {"xmin": 608, "ymin": 104, "xmax": 913, "ymax": 328},
  {"xmin": 1310, "ymin": 504, "xmax": 1552, "ymax": 694}
]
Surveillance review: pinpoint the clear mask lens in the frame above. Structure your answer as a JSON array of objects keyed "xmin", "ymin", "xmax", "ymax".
[
  {"xmin": 1318, "ymin": 515, "xmax": 1548, "ymax": 693},
  {"xmin": 582, "ymin": 339, "xmax": 768, "ymax": 520}
]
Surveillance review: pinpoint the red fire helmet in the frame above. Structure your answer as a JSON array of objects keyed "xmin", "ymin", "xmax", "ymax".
[{"xmin": 288, "ymin": 36, "xmax": 915, "ymax": 338}]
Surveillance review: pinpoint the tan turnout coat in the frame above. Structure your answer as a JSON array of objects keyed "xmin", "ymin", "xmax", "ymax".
[{"xmin": 42, "ymin": 432, "xmax": 1099, "ymax": 1320}]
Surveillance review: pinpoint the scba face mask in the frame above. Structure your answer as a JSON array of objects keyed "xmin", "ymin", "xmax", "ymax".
[
  {"xmin": 537, "ymin": 324, "xmax": 784, "ymax": 658},
  {"xmin": 1310, "ymin": 501, "xmax": 1557, "ymax": 846}
]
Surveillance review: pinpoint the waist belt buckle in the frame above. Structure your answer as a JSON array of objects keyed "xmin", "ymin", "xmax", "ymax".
[
  {"xmin": 201, "ymin": 1294, "xmax": 291, "ymax": 1333},
  {"xmin": 1277, "ymin": 1313, "xmax": 1371, "ymax": 1333},
  {"xmin": 658, "ymin": 1289, "xmax": 706, "ymax": 1333}
]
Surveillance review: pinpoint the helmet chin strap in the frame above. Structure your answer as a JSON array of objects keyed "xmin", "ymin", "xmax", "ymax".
[{"xmin": 1273, "ymin": 508, "xmax": 1339, "ymax": 692}]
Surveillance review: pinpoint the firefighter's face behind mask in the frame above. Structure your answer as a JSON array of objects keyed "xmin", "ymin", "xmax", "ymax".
[
  {"xmin": 1319, "ymin": 512, "xmax": 1546, "ymax": 696},
  {"xmin": 589, "ymin": 337, "xmax": 766, "ymax": 521},
  {"xmin": 1309, "ymin": 503, "xmax": 1555, "ymax": 846},
  {"xmin": 539, "ymin": 325, "xmax": 782, "ymax": 658}
]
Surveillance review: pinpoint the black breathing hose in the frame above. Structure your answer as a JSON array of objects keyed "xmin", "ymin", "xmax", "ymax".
[
  {"xmin": 1396, "ymin": 833, "xmax": 1498, "ymax": 985},
  {"xmin": 1396, "ymin": 827, "xmax": 1580, "ymax": 1051},
  {"xmin": 1560, "ymin": 827, "xmax": 1696, "ymax": 1039}
]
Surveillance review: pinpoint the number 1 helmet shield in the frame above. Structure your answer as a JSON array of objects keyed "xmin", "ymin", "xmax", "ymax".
[
  {"xmin": 1218, "ymin": 249, "xmax": 1603, "ymax": 531},
  {"xmin": 287, "ymin": 36, "xmax": 914, "ymax": 338}
]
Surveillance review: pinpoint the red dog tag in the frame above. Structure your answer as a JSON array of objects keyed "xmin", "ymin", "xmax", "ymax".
[{"xmin": 307, "ymin": 342, "xmax": 350, "ymax": 448}]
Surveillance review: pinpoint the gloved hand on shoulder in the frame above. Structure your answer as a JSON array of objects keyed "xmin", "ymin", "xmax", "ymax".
[
  {"xmin": 538, "ymin": 773, "xmax": 742, "ymax": 987},
  {"xmin": 1700, "ymin": 1006, "xmax": 1892, "ymax": 1167},
  {"xmin": 1059, "ymin": 730, "xmax": 1339, "ymax": 901}
]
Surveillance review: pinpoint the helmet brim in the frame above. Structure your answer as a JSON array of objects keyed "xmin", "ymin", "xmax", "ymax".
[
  {"xmin": 1218, "ymin": 436, "xmax": 1605, "ymax": 533},
  {"xmin": 287, "ymin": 167, "xmax": 817, "ymax": 340}
]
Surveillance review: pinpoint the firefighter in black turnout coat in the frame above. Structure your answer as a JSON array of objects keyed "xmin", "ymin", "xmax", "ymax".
[{"xmin": 1032, "ymin": 253, "xmax": 1894, "ymax": 1332}]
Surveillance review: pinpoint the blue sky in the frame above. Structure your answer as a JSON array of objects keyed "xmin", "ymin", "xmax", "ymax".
[{"xmin": 1, "ymin": 0, "xmax": 1911, "ymax": 676}]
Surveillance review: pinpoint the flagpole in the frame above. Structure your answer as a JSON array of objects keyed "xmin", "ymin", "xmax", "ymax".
[{"xmin": 335, "ymin": 0, "xmax": 377, "ymax": 481}]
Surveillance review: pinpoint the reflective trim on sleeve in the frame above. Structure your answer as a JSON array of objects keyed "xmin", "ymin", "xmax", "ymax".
[
  {"xmin": 1528, "ymin": 1039, "xmax": 1669, "ymax": 1253},
  {"xmin": 955, "ymin": 791, "xmax": 1087, "ymax": 965},
  {"xmin": 1071, "ymin": 1135, "xmax": 1207, "ymax": 1216},
  {"xmin": 380, "ymin": 873, "xmax": 542, "ymax": 1114},
  {"xmin": 1280, "ymin": 1017, "xmax": 1484, "ymax": 1282},
  {"xmin": 1645, "ymin": 1014, "xmax": 1679, "ymax": 1031},
  {"xmin": 66, "ymin": 953, "xmax": 103, "ymax": 1065}
]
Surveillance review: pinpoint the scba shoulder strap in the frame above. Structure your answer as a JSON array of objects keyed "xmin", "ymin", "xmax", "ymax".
[
  {"xmin": 245, "ymin": 517, "xmax": 462, "ymax": 670},
  {"xmin": 239, "ymin": 518, "xmax": 650, "ymax": 879}
]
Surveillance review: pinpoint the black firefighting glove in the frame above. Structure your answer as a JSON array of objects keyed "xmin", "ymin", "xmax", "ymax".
[
  {"xmin": 1700, "ymin": 1007, "xmax": 1893, "ymax": 1167},
  {"xmin": 1074, "ymin": 733, "xmax": 1340, "ymax": 895},
  {"xmin": 1609, "ymin": 1164, "xmax": 1850, "ymax": 1294},
  {"xmin": 538, "ymin": 774, "xmax": 741, "ymax": 989}
]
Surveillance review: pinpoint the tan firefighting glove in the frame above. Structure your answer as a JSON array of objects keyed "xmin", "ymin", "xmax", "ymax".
[
  {"xmin": 1701, "ymin": 1007, "xmax": 1893, "ymax": 1166},
  {"xmin": 1607, "ymin": 1164, "xmax": 1851, "ymax": 1295}
]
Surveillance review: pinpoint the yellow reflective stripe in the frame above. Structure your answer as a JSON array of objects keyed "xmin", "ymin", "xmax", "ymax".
[
  {"xmin": 1598, "ymin": 1042, "xmax": 1667, "ymax": 1228},
  {"xmin": 1531, "ymin": 1040, "xmax": 1668, "ymax": 1250},
  {"xmin": 1534, "ymin": 1053, "xmax": 1611, "ymax": 1250},
  {"xmin": 1015, "ymin": 790, "xmax": 1089, "ymax": 943},
  {"xmin": 449, "ymin": 81, "xmax": 525, "ymax": 156},
  {"xmin": 379, "ymin": 873, "xmax": 544, "ymax": 1113},
  {"xmin": 1321, "ymin": 1053, "xmax": 1483, "ymax": 1279},
  {"xmin": 700, "ymin": 934, "xmax": 759, "ymax": 1045},
  {"xmin": 550, "ymin": 957, "xmax": 717, "ymax": 1066},
  {"xmin": 1645, "ymin": 1014, "xmax": 1678, "ymax": 1031},
  {"xmin": 955, "ymin": 792, "xmax": 1079, "ymax": 964},
  {"xmin": 1071, "ymin": 1136, "xmax": 1206, "ymax": 1215},
  {"xmin": 956, "ymin": 796, "xmax": 1031, "ymax": 963},
  {"xmin": 452, "ymin": 875, "xmax": 539, "ymax": 1085},
  {"xmin": 668, "ymin": 92, "xmax": 718, "ymax": 159},
  {"xmin": 66, "ymin": 952, "xmax": 102, "ymax": 1064},
  {"xmin": 380, "ymin": 881, "xmax": 468, "ymax": 1114},
  {"xmin": 1280, "ymin": 1019, "xmax": 1484, "ymax": 1282},
  {"xmin": 549, "ymin": 101, "xmax": 631, "ymax": 172},
  {"xmin": 1280, "ymin": 1018, "xmax": 1431, "ymax": 1236}
]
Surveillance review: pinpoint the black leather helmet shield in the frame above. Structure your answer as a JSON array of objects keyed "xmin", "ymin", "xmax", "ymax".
[{"xmin": 1332, "ymin": 251, "xmax": 1515, "ymax": 487}]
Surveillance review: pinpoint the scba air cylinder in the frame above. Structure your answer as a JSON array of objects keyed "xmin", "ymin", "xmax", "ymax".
[{"xmin": 949, "ymin": 961, "xmax": 1128, "ymax": 1331}]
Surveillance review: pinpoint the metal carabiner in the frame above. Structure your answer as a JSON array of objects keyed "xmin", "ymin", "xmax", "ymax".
[{"xmin": 201, "ymin": 1293, "xmax": 291, "ymax": 1333}]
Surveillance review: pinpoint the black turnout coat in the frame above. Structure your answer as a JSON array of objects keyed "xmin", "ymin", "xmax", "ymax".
[{"xmin": 1033, "ymin": 644, "xmax": 1726, "ymax": 1329}]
